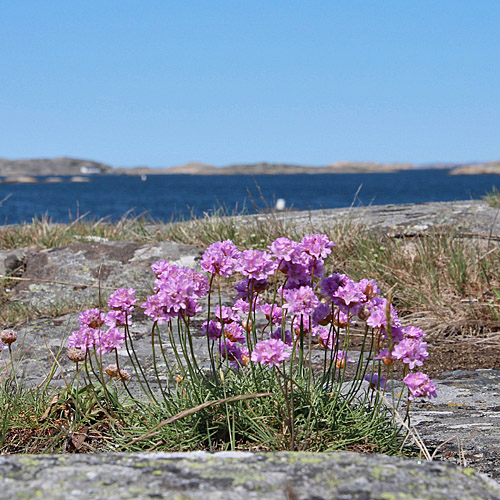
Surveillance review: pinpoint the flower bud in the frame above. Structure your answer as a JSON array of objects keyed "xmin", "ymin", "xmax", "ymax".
[
  {"xmin": 67, "ymin": 348, "xmax": 86, "ymax": 363},
  {"xmin": 363, "ymin": 283, "xmax": 377, "ymax": 300},
  {"xmin": 242, "ymin": 320, "xmax": 253, "ymax": 332},
  {"xmin": 1, "ymin": 329, "xmax": 17, "ymax": 345},
  {"xmin": 334, "ymin": 317, "xmax": 348, "ymax": 328}
]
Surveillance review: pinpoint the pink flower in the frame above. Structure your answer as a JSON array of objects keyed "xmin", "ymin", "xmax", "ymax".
[
  {"xmin": 283, "ymin": 286, "xmax": 319, "ymax": 316},
  {"xmin": 251, "ymin": 338, "xmax": 292, "ymax": 367},
  {"xmin": 201, "ymin": 240, "xmax": 240, "ymax": 277},
  {"xmin": 300, "ymin": 234, "xmax": 335, "ymax": 259},
  {"xmin": 402, "ymin": 325, "xmax": 425, "ymax": 339},
  {"xmin": 333, "ymin": 278, "xmax": 366, "ymax": 308},
  {"xmin": 219, "ymin": 340, "xmax": 249, "ymax": 368},
  {"xmin": 232, "ymin": 298, "xmax": 251, "ymax": 315},
  {"xmin": 214, "ymin": 305, "xmax": 240, "ymax": 323},
  {"xmin": 321, "ymin": 274, "xmax": 348, "ymax": 299},
  {"xmin": 78, "ymin": 308, "xmax": 105, "ymax": 329},
  {"xmin": 268, "ymin": 237, "xmax": 300, "ymax": 262},
  {"xmin": 315, "ymin": 326, "xmax": 336, "ymax": 350},
  {"xmin": 142, "ymin": 263, "xmax": 208, "ymax": 322},
  {"xmin": 236, "ymin": 250, "xmax": 277, "ymax": 281},
  {"xmin": 312, "ymin": 302, "xmax": 332, "ymax": 326},
  {"xmin": 201, "ymin": 320, "xmax": 223, "ymax": 340},
  {"xmin": 68, "ymin": 326, "xmax": 97, "ymax": 351},
  {"xmin": 108, "ymin": 287, "xmax": 136, "ymax": 312},
  {"xmin": 404, "ymin": 372, "xmax": 437, "ymax": 400},
  {"xmin": 105, "ymin": 309, "xmax": 131, "ymax": 328},
  {"xmin": 223, "ymin": 322, "xmax": 246, "ymax": 343},
  {"xmin": 151, "ymin": 260, "xmax": 174, "ymax": 277},
  {"xmin": 392, "ymin": 338, "xmax": 428, "ymax": 369},
  {"xmin": 259, "ymin": 303, "xmax": 283, "ymax": 326},
  {"xmin": 366, "ymin": 297, "xmax": 401, "ymax": 334},
  {"xmin": 96, "ymin": 327, "xmax": 125, "ymax": 354}
]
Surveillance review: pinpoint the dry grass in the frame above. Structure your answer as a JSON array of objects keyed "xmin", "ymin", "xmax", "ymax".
[
  {"xmin": 0, "ymin": 213, "xmax": 159, "ymax": 250},
  {"xmin": 0, "ymin": 208, "xmax": 498, "ymax": 337},
  {"xmin": 482, "ymin": 187, "xmax": 500, "ymax": 208}
]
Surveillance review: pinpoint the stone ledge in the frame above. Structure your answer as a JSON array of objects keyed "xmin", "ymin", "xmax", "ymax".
[{"xmin": 1, "ymin": 451, "xmax": 500, "ymax": 500}]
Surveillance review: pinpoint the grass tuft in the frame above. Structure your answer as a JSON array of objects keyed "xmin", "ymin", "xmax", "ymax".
[{"xmin": 482, "ymin": 186, "xmax": 500, "ymax": 208}]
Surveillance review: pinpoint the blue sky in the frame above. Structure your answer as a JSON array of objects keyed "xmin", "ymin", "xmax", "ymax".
[{"xmin": 1, "ymin": 1, "xmax": 499, "ymax": 167}]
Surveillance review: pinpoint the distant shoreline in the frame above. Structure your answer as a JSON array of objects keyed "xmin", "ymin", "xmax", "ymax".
[{"xmin": 0, "ymin": 156, "xmax": 499, "ymax": 177}]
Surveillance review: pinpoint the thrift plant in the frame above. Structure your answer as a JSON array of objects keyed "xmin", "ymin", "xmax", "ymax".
[{"xmin": 61, "ymin": 234, "xmax": 437, "ymax": 451}]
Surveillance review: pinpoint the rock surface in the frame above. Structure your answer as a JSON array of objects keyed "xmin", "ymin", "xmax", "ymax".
[
  {"xmin": 272, "ymin": 199, "xmax": 500, "ymax": 236},
  {"xmin": 8, "ymin": 240, "xmax": 202, "ymax": 310},
  {"xmin": 410, "ymin": 369, "xmax": 500, "ymax": 479},
  {"xmin": 1, "ymin": 451, "xmax": 499, "ymax": 500}
]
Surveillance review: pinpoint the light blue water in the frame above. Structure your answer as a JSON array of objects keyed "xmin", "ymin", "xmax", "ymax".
[{"xmin": 0, "ymin": 170, "xmax": 498, "ymax": 224}]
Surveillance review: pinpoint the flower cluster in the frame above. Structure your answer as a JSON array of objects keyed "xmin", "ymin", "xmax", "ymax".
[
  {"xmin": 200, "ymin": 240, "xmax": 240, "ymax": 277},
  {"xmin": 199, "ymin": 234, "xmax": 435, "ymax": 400},
  {"xmin": 142, "ymin": 261, "xmax": 208, "ymax": 323},
  {"xmin": 251, "ymin": 339, "xmax": 291, "ymax": 367},
  {"xmin": 68, "ymin": 233, "xmax": 436, "ymax": 405},
  {"xmin": 404, "ymin": 372, "xmax": 437, "ymax": 400},
  {"xmin": 68, "ymin": 287, "xmax": 137, "ymax": 355}
]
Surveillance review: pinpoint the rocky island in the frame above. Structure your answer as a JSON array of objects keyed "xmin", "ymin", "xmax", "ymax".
[{"xmin": 1, "ymin": 156, "xmax": 500, "ymax": 179}]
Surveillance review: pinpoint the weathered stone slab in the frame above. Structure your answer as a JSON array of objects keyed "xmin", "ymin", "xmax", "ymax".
[
  {"xmin": 1, "ymin": 451, "xmax": 499, "ymax": 500},
  {"xmin": 8, "ymin": 240, "xmax": 202, "ymax": 309},
  {"xmin": 255, "ymin": 200, "xmax": 500, "ymax": 236},
  {"xmin": 410, "ymin": 369, "xmax": 500, "ymax": 479}
]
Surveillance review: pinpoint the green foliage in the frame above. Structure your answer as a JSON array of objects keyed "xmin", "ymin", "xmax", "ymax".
[{"xmin": 120, "ymin": 370, "xmax": 404, "ymax": 454}]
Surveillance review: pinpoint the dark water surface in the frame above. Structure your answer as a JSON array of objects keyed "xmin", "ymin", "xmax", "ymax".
[{"xmin": 0, "ymin": 170, "xmax": 498, "ymax": 224}]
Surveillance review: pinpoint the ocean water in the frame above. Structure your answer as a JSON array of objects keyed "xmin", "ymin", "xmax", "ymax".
[{"xmin": 0, "ymin": 169, "xmax": 498, "ymax": 224}]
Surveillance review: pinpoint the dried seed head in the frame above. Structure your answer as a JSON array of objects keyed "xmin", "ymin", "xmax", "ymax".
[
  {"xmin": 357, "ymin": 305, "xmax": 370, "ymax": 321},
  {"xmin": 1, "ymin": 329, "xmax": 17, "ymax": 345},
  {"xmin": 336, "ymin": 358, "xmax": 346, "ymax": 369},
  {"xmin": 318, "ymin": 314, "xmax": 332, "ymax": 326},
  {"xmin": 363, "ymin": 283, "xmax": 378, "ymax": 300},
  {"xmin": 67, "ymin": 348, "xmax": 86, "ymax": 363},
  {"xmin": 333, "ymin": 316, "xmax": 348, "ymax": 328},
  {"xmin": 105, "ymin": 364, "xmax": 119, "ymax": 377},
  {"xmin": 119, "ymin": 369, "xmax": 131, "ymax": 381}
]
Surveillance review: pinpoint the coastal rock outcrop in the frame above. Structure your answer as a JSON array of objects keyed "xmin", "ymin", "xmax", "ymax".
[{"xmin": 1, "ymin": 451, "xmax": 499, "ymax": 500}]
